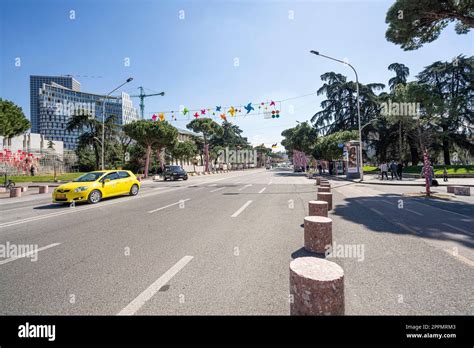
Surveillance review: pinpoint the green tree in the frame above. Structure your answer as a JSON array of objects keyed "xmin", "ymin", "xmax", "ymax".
[
  {"xmin": 210, "ymin": 120, "xmax": 249, "ymax": 149},
  {"xmin": 312, "ymin": 130, "xmax": 358, "ymax": 161},
  {"xmin": 416, "ymin": 55, "xmax": 473, "ymax": 164},
  {"xmin": 0, "ymin": 99, "xmax": 30, "ymax": 139},
  {"xmin": 385, "ymin": 0, "xmax": 473, "ymax": 51},
  {"xmin": 388, "ymin": 63, "xmax": 410, "ymax": 90},
  {"xmin": 123, "ymin": 120, "xmax": 177, "ymax": 177},
  {"xmin": 311, "ymin": 72, "xmax": 384, "ymax": 134},
  {"xmin": 67, "ymin": 112, "xmax": 118, "ymax": 169},
  {"xmin": 186, "ymin": 118, "xmax": 223, "ymax": 171},
  {"xmin": 281, "ymin": 122, "xmax": 319, "ymax": 157},
  {"xmin": 170, "ymin": 140, "xmax": 198, "ymax": 167}
]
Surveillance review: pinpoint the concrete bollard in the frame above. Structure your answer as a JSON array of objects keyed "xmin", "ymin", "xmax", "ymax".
[
  {"xmin": 39, "ymin": 185, "xmax": 49, "ymax": 194},
  {"xmin": 318, "ymin": 187, "xmax": 331, "ymax": 193},
  {"xmin": 0, "ymin": 187, "xmax": 6, "ymax": 193},
  {"xmin": 290, "ymin": 257, "xmax": 344, "ymax": 315},
  {"xmin": 308, "ymin": 200, "xmax": 328, "ymax": 217},
  {"xmin": 317, "ymin": 192, "xmax": 333, "ymax": 210},
  {"xmin": 320, "ymin": 182, "xmax": 331, "ymax": 187},
  {"xmin": 20, "ymin": 186, "xmax": 28, "ymax": 192},
  {"xmin": 316, "ymin": 177, "xmax": 321, "ymax": 185},
  {"xmin": 304, "ymin": 216, "xmax": 332, "ymax": 253},
  {"xmin": 10, "ymin": 187, "xmax": 22, "ymax": 198}
]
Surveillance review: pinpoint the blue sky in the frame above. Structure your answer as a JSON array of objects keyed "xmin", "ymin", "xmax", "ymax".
[{"xmin": 1, "ymin": 0, "xmax": 472, "ymax": 150}]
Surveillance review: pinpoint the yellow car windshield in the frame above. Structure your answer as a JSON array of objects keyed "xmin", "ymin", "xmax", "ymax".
[{"xmin": 73, "ymin": 172, "xmax": 104, "ymax": 182}]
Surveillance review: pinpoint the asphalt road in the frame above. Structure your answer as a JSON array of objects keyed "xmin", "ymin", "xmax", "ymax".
[{"xmin": 0, "ymin": 168, "xmax": 472, "ymax": 315}]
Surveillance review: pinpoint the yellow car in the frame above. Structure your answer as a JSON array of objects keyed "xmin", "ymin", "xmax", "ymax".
[{"xmin": 52, "ymin": 170, "xmax": 141, "ymax": 204}]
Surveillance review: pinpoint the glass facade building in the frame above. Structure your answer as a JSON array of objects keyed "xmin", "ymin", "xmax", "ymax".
[{"xmin": 31, "ymin": 76, "xmax": 140, "ymax": 150}]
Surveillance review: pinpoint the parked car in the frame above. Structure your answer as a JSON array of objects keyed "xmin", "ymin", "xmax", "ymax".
[
  {"xmin": 293, "ymin": 166, "xmax": 303, "ymax": 172},
  {"xmin": 164, "ymin": 165, "xmax": 188, "ymax": 181},
  {"xmin": 52, "ymin": 170, "xmax": 141, "ymax": 204}
]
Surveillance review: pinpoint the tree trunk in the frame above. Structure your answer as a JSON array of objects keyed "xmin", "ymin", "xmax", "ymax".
[
  {"xmin": 144, "ymin": 145, "xmax": 151, "ymax": 178},
  {"xmin": 399, "ymin": 121, "xmax": 403, "ymax": 162},
  {"xmin": 442, "ymin": 138, "xmax": 451, "ymax": 165},
  {"xmin": 406, "ymin": 133, "xmax": 419, "ymax": 165}
]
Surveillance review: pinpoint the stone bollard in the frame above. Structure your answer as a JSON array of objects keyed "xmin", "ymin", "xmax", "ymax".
[
  {"xmin": 21, "ymin": 186, "xmax": 28, "ymax": 192},
  {"xmin": 289, "ymin": 257, "xmax": 344, "ymax": 315},
  {"xmin": 304, "ymin": 216, "xmax": 332, "ymax": 253},
  {"xmin": 308, "ymin": 200, "xmax": 328, "ymax": 217},
  {"xmin": 320, "ymin": 182, "xmax": 331, "ymax": 187},
  {"xmin": 318, "ymin": 187, "xmax": 331, "ymax": 193},
  {"xmin": 39, "ymin": 185, "xmax": 49, "ymax": 194},
  {"xmin": 10, "ymin": 187, "xmax": 22, "ymax": 198},
  {"xmin": 317, "ymin": 192, "xmax": 333, "ymax": 210},
  {"xmin": 316, "ymin": 177, "xmax": 321, "ymax": 185},
  {"xmin": 0, "ymin": 187, "xmax": 6, "ymax": 193}
]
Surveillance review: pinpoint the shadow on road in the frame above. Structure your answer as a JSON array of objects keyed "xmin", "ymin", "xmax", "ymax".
[
  {"xmin": 291, "ymin": 247, "xmax": 326, "ymax": 260},
  {"xmin": 333, "ymin": 193, "xmax": 474, "ymax": 249}
]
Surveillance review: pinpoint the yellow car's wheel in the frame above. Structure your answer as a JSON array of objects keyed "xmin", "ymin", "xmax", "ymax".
[
  {"xmin": 129, "ymin": 184, "xmax": 139, "ymax": 196},
  {"xmin": 88, "ymin": 189, "xmax": 102, "ymax": 204}
]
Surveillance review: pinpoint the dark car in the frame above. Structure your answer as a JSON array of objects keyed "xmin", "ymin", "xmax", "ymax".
[
  {"xmin": 164, "ymin": 165, "xmax": 188, "ymax": 181},
  {"xmin": 293, "ymin": 166, "xmax": 303, "ymax": 173}
]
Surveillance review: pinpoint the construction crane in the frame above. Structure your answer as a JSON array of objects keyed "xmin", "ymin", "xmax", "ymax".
[{"xmin": 130, "ymin": 87, "xmax": 165, "ymax": 119}]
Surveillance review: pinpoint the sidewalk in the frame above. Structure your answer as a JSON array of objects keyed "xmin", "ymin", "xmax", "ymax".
[{"xmin": 326, "ymin": 174, "xmax": 474, "ymax": 187}]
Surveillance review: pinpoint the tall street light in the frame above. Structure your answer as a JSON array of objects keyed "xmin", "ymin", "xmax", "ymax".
[
  {"xmin": 310, "ymin": 50, "xmax": 364, "ymax": 181},
  {"xmin": 101, "ymin": 77, "xmax": 134, "ymax": 170}
]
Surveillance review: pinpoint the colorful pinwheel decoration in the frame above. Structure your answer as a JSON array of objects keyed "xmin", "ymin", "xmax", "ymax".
[
  {"xmin": 244, "ymin": 103, "xmax": 254, "ymax": 114},
  {"xmin": 228, "ymin": 106, "xmax": 236, "ymax": 117},
  {"xmin": 158, "ymin": 113, "xmax": 165, "ymax": 121},
  {"xmin": 182, "ymin": 107, "xmax": 189, "ymax": 116},
  {"xmin": 220, "ymin": 114, "xmax": 227, "ymax": 121},
  {"xmin": 152, "ymin": 114, "xmax": 157, "ymax": 121},
  {"xmin": 193, "ymin": 112, "xmax": 200, "ymax": 119}
]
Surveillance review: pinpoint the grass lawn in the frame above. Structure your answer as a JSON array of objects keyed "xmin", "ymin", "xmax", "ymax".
[
  {"xmin": 1, "ymin": 172, "xmax": 84, "ymax": 184},
  {"xmin": 364, "ymin": 165, "xmax": 473, "ymax": 175}
]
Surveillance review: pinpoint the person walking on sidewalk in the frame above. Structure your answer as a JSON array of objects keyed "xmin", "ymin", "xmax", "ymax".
[
  {"xmin": 380, "ymin": 162, "xmax": 389, "ymax": 180},
  {"xmin": 390, "ymin": 160, "xmax": 398, "ymax": 180},
  {"xmin": 397, "ymin": 162, "xmax": 403, "ymax": 180},
  {"xmin": 443, "ymin": 167, "xmax": 448, "ymax": 182}
]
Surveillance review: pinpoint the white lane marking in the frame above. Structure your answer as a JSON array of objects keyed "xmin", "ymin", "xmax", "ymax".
[
  {"xmin": 148, "ymin": 199, "xmax": 191, "ymax": 213},
  {"xmin": 443, "ymin": 249, "xmax": 474, "ymax": 267},
  {"xmin": 231, "ymin": 200, "xmax": 253, "ymax": 218},
  {"xmin": 208, "ymin": 184, "xmax": 217, "ymax": 187},
  {"xmin": 0, "ymin": 243, "xmax": 61, "ymax": 265},
  {"xmin": 118, "ymin": 256, "xmax": 193, "ymax": 315},
  {"xmin": 405, "ymin": 208, "xmax": 423, "ymax": 216},
  {"xmin": 369, "ymin": 208, "xmax": 384, "ymax": 216},
  {"xmin": 411, "ymin": 199, "xmax": 473, "ymax": 221},
  {"xmin": 395, "ymin": 222, "xmax": 420, "ymax": 235},
  {"xmin": 238, "ymin": 184, "xmax": 252, "ymax": 191},
  {"xmin": 153, "ymin": 187, "xmax": 167, "ymax": 190},
  {"xmin": 210, "ymin": 187, "xmax": 225, "ymax": 193},
  {"xmin": 258, "ymin": 187, "xmax": 266, "ymax": 194},
  {"xmin": 268, "ymin": 179, "xmax": 273, "ymax": 185},
  {"xmin": 0, "ymin": 170, "xmax": 265, "ymax": 229},
  {"xmin": 442, "ymin": 223, "xmax": 472, "ymax": 236}
]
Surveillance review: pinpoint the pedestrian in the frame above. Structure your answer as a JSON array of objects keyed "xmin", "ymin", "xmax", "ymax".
[
  {"xmin": 30, "ymin": 164, "xmax": 36, "ymax": 177},
  {"xmin": 380, "ymin": 162, "xmax": 388, "ymax": 180},
  {"xmin": 390, "ymin": 160, "xmax": 398, "ymax": 180},
  {"xmin": 397, "ymin": 162, "xmax": 403, "ymax": 180},
  {"xmin": 443, "ymin": 167, "xmax": 448, "ymax": 182},
  {"xmin": 317, "ymin": 163, "xmax": 323, "ymax": 176}
]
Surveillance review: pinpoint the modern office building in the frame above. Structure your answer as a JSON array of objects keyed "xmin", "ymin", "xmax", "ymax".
[
  {"xmin": 30, "ymin": 75, "xmax": 140, "ymax": 149},
  {"xmin": 30, "ymin": 75, "xmax": 81, "ymax": 133}
]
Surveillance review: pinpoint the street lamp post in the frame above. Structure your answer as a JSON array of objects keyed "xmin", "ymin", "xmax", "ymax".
[
  {"xmin": 101, "ymin": 77, "xmax": 133, "ymax": 170},
  {"xmin": 310, "ymin": 50, "xmax": 364, "ymax": 181}
]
